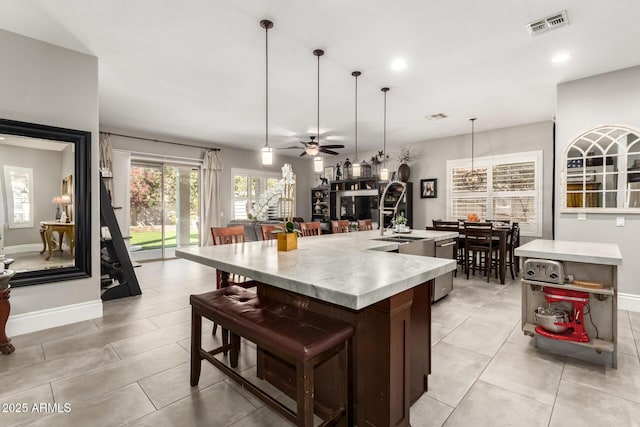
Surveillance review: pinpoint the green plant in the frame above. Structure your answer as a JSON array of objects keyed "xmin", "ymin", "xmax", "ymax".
[{"xmin": 394, "ymin": 214, "xmax": 408, "ymax": 225}]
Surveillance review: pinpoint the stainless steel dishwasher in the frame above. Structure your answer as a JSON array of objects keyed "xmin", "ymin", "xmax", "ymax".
[{"xmin": 399, "ymin": 238, "xmax": 454, "ymax": 302}]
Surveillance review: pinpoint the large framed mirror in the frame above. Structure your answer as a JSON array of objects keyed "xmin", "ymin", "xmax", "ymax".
[{"xmin": 0, "ymin": 118, "xmax": 91, "ymax": 287}]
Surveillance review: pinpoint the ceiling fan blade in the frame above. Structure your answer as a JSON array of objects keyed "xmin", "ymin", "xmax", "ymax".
[
  {"xmin": 319, "ymin": 148, "xmax": 339, "ymax": 155},
  {"xmin": 299, "ymin": 151, "xmax": 307, "ymax": 157},
  {"xmin": 277, "ymin": 146, "xmax": 304, "ymax": 150},
  {"xmin": 319, "ymin": 144, "xmax": 344, "ymax": 149}
]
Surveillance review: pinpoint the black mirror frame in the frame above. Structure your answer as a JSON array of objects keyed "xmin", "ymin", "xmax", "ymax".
[{"xmin": 0, "ymin": 118, "xmax": 91, "ymax": 287}]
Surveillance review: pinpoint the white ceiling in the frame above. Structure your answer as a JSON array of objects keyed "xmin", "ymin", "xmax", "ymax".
[{"xmin": 2, "ymin": 1, "xmax": 640, "ymax": 158}]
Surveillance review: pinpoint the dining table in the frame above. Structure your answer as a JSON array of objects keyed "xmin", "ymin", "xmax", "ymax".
[
  {"xmin": 177, "ymin": 229, "xmax": 457, "ymax": 427},
  {"xmin": 426, "ymin": 223, "xmax": 517, "ymax": 284}
]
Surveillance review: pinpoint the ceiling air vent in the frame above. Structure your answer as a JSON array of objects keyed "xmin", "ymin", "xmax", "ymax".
[
  {"xmin": 527, "ymin": 10, "xmax": 569, "ymax": 37},
  {"xmin": 426, "ymin": 113, "xmax": 447, "ymax": 121}
]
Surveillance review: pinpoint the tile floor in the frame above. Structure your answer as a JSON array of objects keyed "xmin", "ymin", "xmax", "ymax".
[{"xmin": 2, "ymin": 259, "xmax": 640, "ymax": 426}]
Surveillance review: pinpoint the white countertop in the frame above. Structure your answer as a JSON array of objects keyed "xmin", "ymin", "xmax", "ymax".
[
  {"xmin": 514, "ymin": 239, "xmax": 622, "ymax": 266},
  {"xmin": 176, "ymin": 229, "xmax": 457, "ymax": 310}
]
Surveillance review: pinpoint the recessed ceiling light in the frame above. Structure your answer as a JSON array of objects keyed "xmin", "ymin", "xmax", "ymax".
[
  {"xmin": 391, "ymin": 58, "xmax": 407, "ymax": 71},
  {"xmin": 551, "ymin": 51, "xmax": 571, "ymax": 63},
  {"xmin": 0, "ymin": 137, "xmax": 5, "ymax": 140}
]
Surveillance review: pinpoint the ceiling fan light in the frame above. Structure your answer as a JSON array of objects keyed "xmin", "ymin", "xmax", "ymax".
[
  {"xmin": 380, "ymin": 168, "xmax": 389, "ymax": 181},
  {"xmin": 261, "ymin": 145, "xmax": 273, "ymax": 165},
  {"xmin": 313, "ymin": 156, "xmax": 323, "ymax": 173},
  {"xmin": 306, "ymin": 145, "xmax": 320, "ymax": 156}
]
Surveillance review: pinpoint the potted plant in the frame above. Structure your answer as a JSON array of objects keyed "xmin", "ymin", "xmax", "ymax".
[
  {"xmin": 394, "ymin": 214, "xmax": 408, "ymax": 232},
  {"xmin": 275, "ymin": 164, "xmax": 301, "ymax": 251}
]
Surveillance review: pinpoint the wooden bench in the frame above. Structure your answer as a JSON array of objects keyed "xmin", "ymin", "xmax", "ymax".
[{"xmin": 190, "ymin": 285, "xmax": 353, "ymax": 426}]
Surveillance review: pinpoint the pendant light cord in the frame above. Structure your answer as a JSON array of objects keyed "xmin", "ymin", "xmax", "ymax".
[
  {"xmin": 265, "ymin": 24, "xmax": 269, "ymax": 149},
  {"xmin": 471, "ymin": 118, "xmax": 475, "ymax": 171},
  {"xmin": 382, "ymin": 87, "xmax": 390, "ymax": 167},
  {"xmin": 317, "ymin": 53, "xmax": 320, "ymax": 143},
  {"xmin": 352, "ymin": 71, "xmax": 361, "ymax": 163}
]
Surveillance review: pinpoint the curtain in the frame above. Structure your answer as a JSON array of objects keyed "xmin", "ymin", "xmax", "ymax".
[
  {"xmin": 99, "ymin": 132, "xmax": 114, "ymax": 197},
  {"xmin": 202, "ymin": 150, "xmax": 223, "ymax": 246}
]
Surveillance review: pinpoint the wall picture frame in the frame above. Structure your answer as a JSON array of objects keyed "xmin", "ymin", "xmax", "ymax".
[{"xmin": 420, "ymin": 178, "xmax": 437, "ymax": 199}]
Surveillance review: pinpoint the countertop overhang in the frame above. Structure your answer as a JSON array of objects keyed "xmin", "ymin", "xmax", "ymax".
[
  {"xmin": 177, "ymin": 229, "xmax": 457, "ymax": 310},
  {"xmin": 515, "ymin": 239, "xmax": 622, "ymax": 266}
]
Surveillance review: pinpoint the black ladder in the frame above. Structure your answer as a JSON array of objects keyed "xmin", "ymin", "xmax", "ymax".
[{"xmin": 100, "ymin": 176, "xmax": 141, "ymax": 300}]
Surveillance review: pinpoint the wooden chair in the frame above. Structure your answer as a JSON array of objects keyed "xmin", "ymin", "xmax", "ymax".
[
  {"xmin": 209, "ymin": 226, "xmax": 259, "ymax": 337},
  {"xmin": 299, "ymin": 221, "xmax": 322, "ymax": 237},
  {"xmin": 432, "ymin": 220, "xmax": 462, "ymax": 276},
  {"xmin": 331, "ymin": 220, "xmax": 350, "ymax": 234},
  {"xmin": 260, "ymin": 224, "xmax": 280, "ymax": 240},
  {"xmin": 357, "ymin": 219, "xmax": 373, "ymax": 231},
  {"xmin": 506, "ymin": 222, "xmax": 520, "ymax": 280},
  {"xmin": 463, "ymin": 222, "xmax": 499, "ymax": 282}
]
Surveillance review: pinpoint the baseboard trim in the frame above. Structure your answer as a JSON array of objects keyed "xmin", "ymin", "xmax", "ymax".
[
  {"xmin": 7, "ymin": 300, "xmax": 103, "ymax": 336},
  {"xmin": 619, "ymin": 292, "xmax": 640, "ymax": 313}
]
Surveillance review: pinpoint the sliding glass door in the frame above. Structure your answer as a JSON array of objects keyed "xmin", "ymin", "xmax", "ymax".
[{"xmin": 130, "ymin": 161, "xmax": 200, "ymax": 261}]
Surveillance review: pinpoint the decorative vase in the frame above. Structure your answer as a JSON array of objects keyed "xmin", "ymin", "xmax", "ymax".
[
  {"xmin": 277, "ymin": 233, "xmax": 298, "ymax": 251},
  {"xmin": 397, "ymin": 163, "xmax": 411, "ymax": 182}
]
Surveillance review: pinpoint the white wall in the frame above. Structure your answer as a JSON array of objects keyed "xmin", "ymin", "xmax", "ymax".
[
  {"xmin": 106, "ymin": 130, "xmax": 315, "ymax": 227},
  {"xmin": 331, "ymin": 121, "xmax": 555, "ymax": 240},
  {"xmin": 556, "ymin": 65, "xmax": 640, "ymax": 307},
  {"xmin": 0, "ymin": 29, "xmax": 101, "ymax": 334}
]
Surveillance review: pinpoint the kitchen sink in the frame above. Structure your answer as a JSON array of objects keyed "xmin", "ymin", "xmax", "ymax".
[{"xmin": 371, "ymin": 235, "xmax": 427, "ymax": 243}]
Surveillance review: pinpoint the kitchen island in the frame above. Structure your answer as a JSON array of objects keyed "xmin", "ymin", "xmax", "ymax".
[
  {"xmin": 177, "ymin": 229, "xmax": 457, "ymax": 426},
  {"xmin": 515, "ymin": 239, "xmax": 622, "ymax": 367}
]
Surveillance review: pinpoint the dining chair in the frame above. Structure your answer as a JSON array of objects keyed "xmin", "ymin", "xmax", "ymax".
[
  {"xmin": 299, "ymin": 221, "xmax": 322, "ymax": 236},
  {"xmin": 432, "ymin": 220, "xmax": 462, "ymax": 276},
  {"xmin": 463, "ymin": 222, "xmax": 499, "ymax": 282},
  {"xmin": 260, "ymin": 224, "xmax": 280, "ymax": 240},
  {"xmin": 209, "ymin": 226, "xmax": 259, "ymax": 337},
  {"xmin": 357, "ymin": 219, "xmax": 373, "ymax": 231},
  {"xmin": 331, "ymin": 220, "xmax": 350, "ymax": 234},
  {"xmin": 506, "ymin": 222, "xmax": 520, "ymax": 279}
]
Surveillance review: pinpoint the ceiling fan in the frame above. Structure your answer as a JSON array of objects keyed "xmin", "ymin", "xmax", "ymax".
[
  {"xmin": 281, "ymin": 135, "xmax": 344, "ymax": 157},
  {"xmin": 279, "ymin": 49, "xmax": 345, "ymax": 157}
]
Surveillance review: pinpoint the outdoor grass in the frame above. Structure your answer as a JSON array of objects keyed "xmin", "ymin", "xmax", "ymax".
[{"xmin": 130, "ymin": 231, "xmax": 199, "ymax": 250}]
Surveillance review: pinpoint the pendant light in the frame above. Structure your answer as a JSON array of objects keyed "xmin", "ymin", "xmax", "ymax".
[
  {"xmin": 380, "ymin": 87, "xmax": 390, "ymax": 181},
  {"xmin": 463, "ymin": 117, "xmax": 481, "ymax": 190},
  {"xmin": 312, "ymin": 49, "xmax": 325, "ymax": 174},
  {"xmin": 260, "ymin": 19, "xmax": 274, "ymax": 165},
  {"xmin": 352, "ymin": 71, "xmax": 361, "ymax": 178}
]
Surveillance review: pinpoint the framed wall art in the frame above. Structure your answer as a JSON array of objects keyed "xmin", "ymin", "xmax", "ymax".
[{"xmin": 420, "ymin": 178, "xmax": 437, "ymax": 199}]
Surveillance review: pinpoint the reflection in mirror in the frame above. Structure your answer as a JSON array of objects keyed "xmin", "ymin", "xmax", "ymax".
[
  {"xmin": 564, "ymin": 125, "xmax": 640, "ymax": 210},
  {"xmin": 0, "ymin": 119, "xmax": 90, "ymax": 287},
  {"xmin": 3, "ymin": 166, "xmax": 34, "ymax": 228}
]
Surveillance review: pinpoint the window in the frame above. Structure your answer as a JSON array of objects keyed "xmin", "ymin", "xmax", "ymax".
[
  {"xmin": 447, "ymin": 151, "xmax": 542, "ymax": 236},
  {"xmin": 3, "ymin": 165, "xmax": 34, "ymax": 228},
  {"xmin": 231, "ymin": 168, "xmax": 291, "ymax": 220},
  {"xmin": 562, "ymin": 125, "xmax": 640, "ymax": 212}
]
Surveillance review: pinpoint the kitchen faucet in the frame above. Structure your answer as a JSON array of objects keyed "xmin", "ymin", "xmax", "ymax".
[{"xmin": 378, "ymin": 181, "xmax": 407, "ymax": 236}]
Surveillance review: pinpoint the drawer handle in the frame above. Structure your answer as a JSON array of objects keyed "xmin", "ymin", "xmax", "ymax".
[{"xmin": 438, "ymin": 242, "xmax": 456, "ymax": 247}]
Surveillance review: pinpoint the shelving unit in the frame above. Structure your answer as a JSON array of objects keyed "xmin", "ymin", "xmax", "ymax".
[
  {"xmin": 311, "ymin": 186, "xmax": 330, "ymax": 232},
  {"xmin": 100, "ymin": 176, "xmax": 141, "ymax": 301},
  {"xmin": 515, "ymin": 239, "xmax": 622, "ymax": 367}
]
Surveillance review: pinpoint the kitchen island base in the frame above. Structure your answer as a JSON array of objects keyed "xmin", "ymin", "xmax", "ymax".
[{"xmin": 256, "ymin": 281, "xmax": 432, "ymax": 427}]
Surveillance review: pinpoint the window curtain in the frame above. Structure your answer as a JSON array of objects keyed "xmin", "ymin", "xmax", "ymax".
[
  {"xmin": 99, "ymin": 132, "xmax": 114, "ymax": 197},
  {"xmin": 202, "ymin": 150, "xmax": 223, "ymax": 246}
]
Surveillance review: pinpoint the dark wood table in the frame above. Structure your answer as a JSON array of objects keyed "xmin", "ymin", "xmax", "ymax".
[{"xmin": 427, "ymin": 225, "xmax": 514, "ymax": 284}]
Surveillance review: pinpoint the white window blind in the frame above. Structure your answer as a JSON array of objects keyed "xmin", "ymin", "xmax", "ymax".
[
  {"xmin": 231, "ymin": 169, "xmax": 291, "ymax": 220},
  {"xmin": 447, "ymin": 151, "xmax": 542, "ymax": 236}
]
